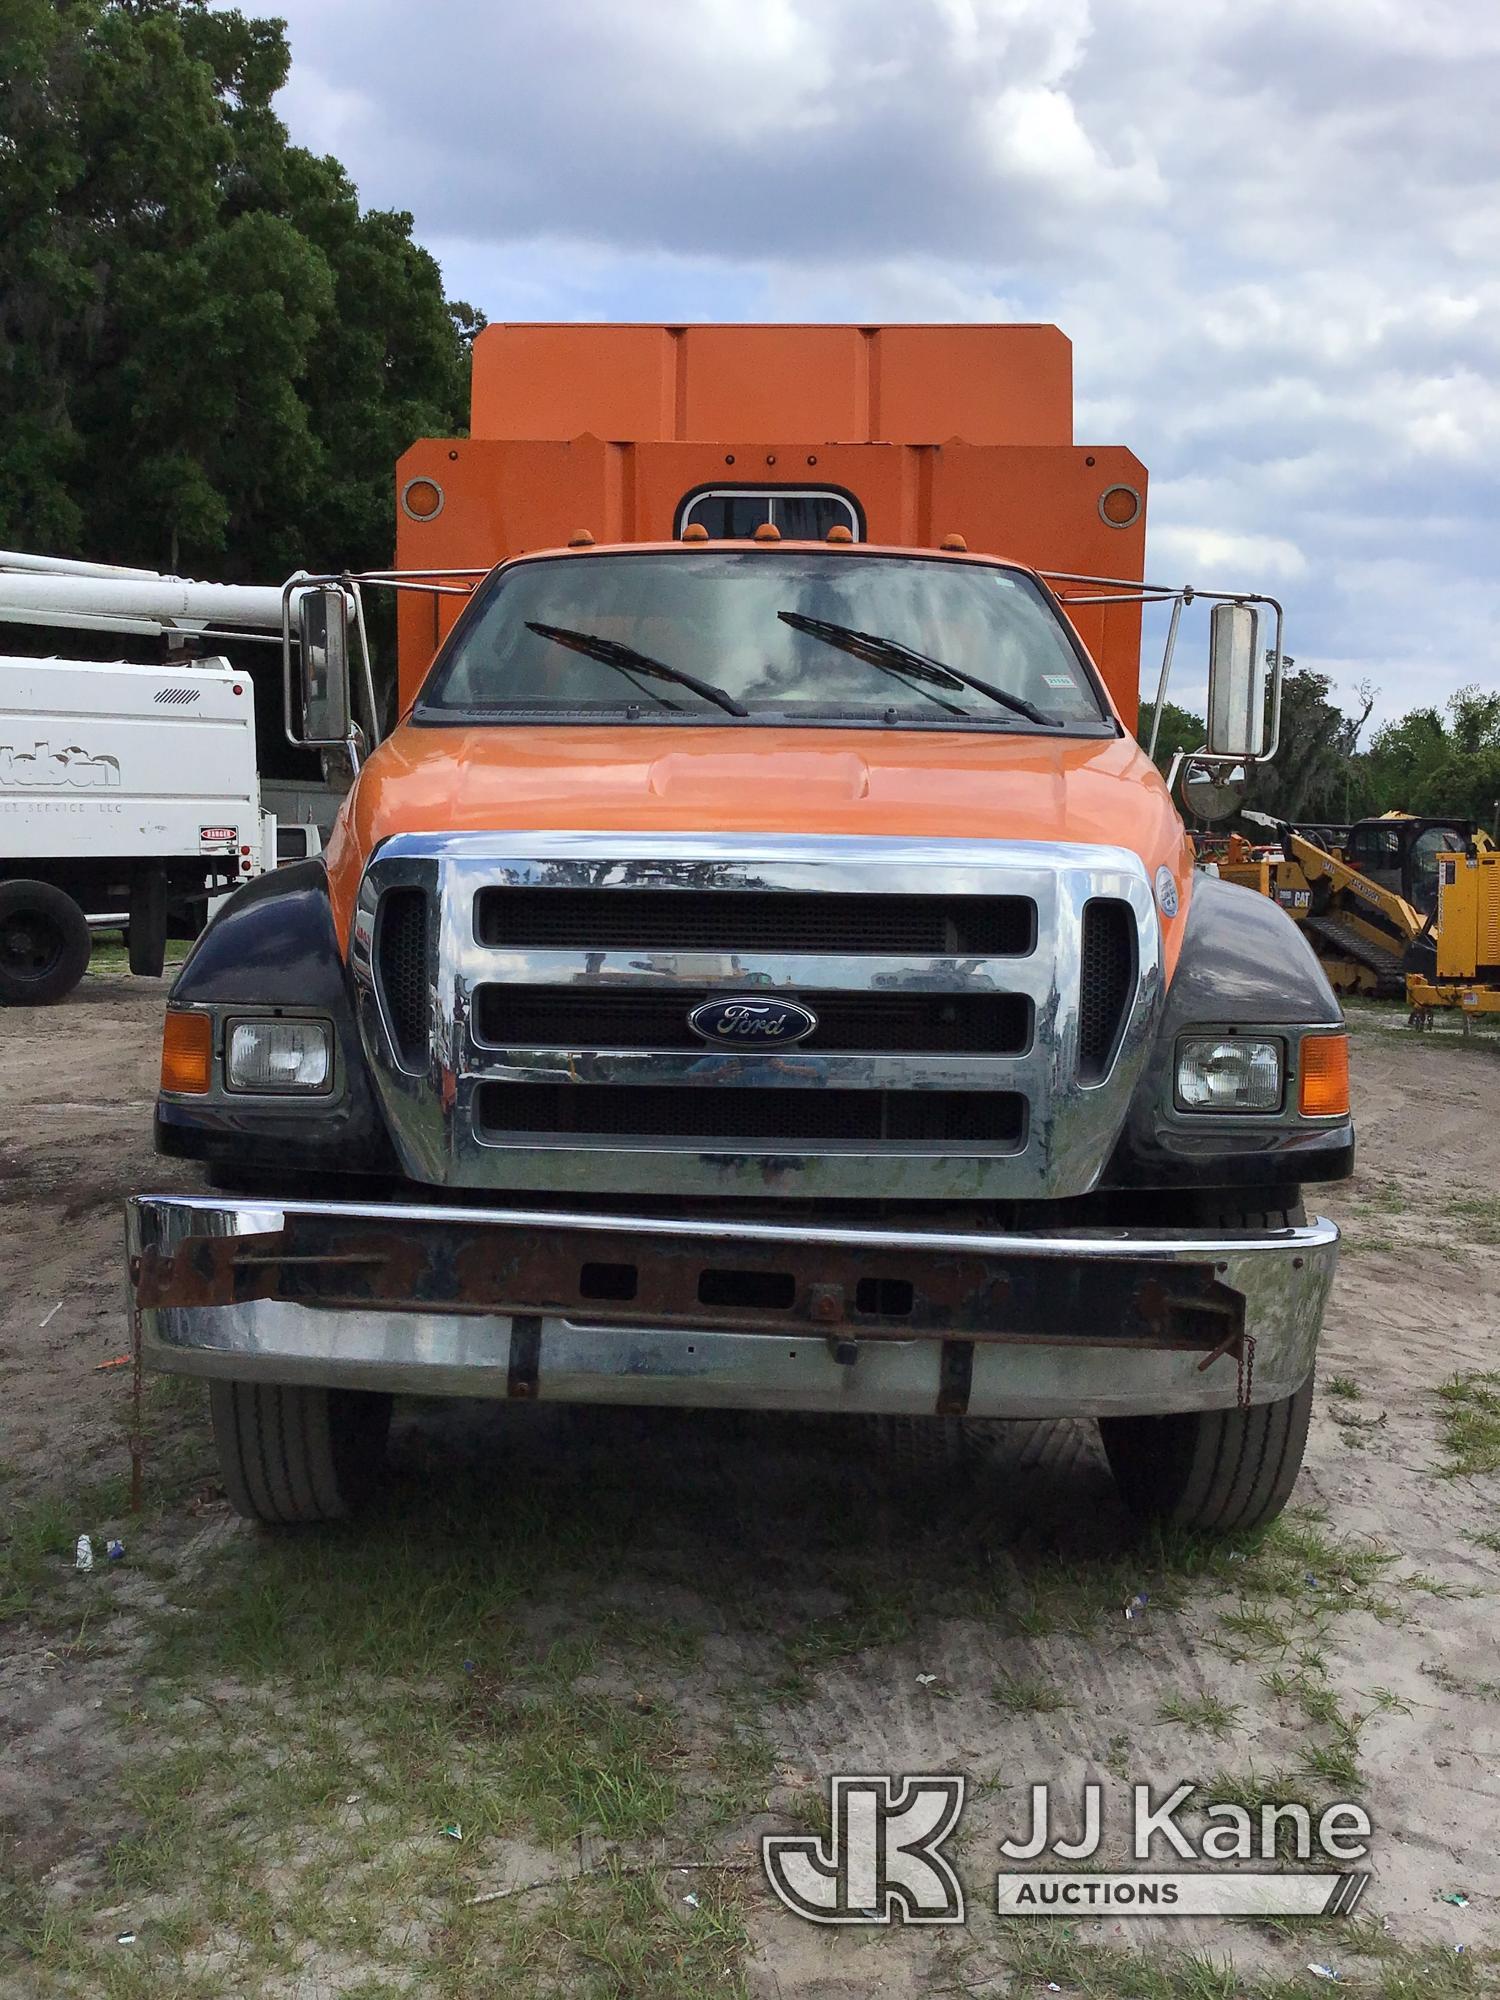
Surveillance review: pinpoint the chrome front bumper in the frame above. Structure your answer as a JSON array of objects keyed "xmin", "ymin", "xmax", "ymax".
[{"xmin": 125, "ymin": 1195, "xmax": 1337, "ymax": 1420}]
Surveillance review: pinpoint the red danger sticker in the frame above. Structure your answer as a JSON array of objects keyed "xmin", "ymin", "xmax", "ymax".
[{"xmin": 199, "ymin": 825, "xmax": 237, "ymax": 843}]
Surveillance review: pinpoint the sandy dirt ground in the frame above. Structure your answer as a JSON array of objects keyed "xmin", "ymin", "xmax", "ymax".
[{"xmin": 1, "ymin": 973, "xmax": 1497, "ymax": 1997}]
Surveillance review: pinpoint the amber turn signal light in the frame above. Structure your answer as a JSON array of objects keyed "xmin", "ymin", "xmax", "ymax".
[
  {"xmin": 1298, "ymin": 1033, "xmax": 1349, "ymax": 1117},
  {"xmin": 160, "ymin": 1010, "xmax": 213, "ymax": 1094}
]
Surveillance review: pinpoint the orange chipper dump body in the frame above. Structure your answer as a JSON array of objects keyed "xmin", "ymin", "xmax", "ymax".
[
  {"xmin": 134, "ymin": 321, "xmax": 1353, "ymax": 1539},
  {"xmin": 394, "ymin": 322, "xmax": 1146, "ymax": 715}
]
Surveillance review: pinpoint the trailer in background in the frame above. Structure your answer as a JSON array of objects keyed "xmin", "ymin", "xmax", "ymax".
[{"xmin": 0, "ymin": 654, "xmax": 262, "ymax": 1004}]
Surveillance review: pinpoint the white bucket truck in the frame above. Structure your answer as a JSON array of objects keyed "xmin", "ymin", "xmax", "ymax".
[{"xmin": 0, "ymin": 553, "xmax": 325, "ymax": 1004}]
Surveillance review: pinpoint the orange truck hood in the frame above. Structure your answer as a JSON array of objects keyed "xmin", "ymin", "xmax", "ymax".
[{"xmin": 325, "ymin": 723, "xmax": 1193, "ymax": 972}]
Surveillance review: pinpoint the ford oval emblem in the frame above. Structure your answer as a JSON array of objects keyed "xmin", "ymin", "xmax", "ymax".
[{"xmin": 688, "ymin": 996, "xmax": 819, "ymax": 1046}]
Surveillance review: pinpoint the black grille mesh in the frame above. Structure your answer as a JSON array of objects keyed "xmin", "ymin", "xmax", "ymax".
[
  {"xmin": 376, "ymin": 888, "xmax": 429, "ymax": 1069},
  {"xmin": 476, "ymin": 1083, "xmax": 1025, "ymax": 1148},
  {"xmin": 474, "ymin": 888, "xmax": 1034, "ymax": 957},
  {"xmin": 473, "ymin": 986, "xmax": 1031, "ymax": 1055},
  {"xmin": 1078, "ymin": 899, "xmax": 1135, "ymax": 1082}
]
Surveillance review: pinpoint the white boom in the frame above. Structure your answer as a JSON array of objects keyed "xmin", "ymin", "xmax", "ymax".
[{"xmin": 0, "ymin": 550, "xmax": 305, "ymax": 640}]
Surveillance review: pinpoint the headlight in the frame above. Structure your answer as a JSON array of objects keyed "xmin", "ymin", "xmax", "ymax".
[
  {"xmin": 1175, "ymin": 1036, "xmax": 1283, "ymax": 1112},
  {"xmin": 226, "ymin": 1018, "xmax": 332, "ymax": 1093}
]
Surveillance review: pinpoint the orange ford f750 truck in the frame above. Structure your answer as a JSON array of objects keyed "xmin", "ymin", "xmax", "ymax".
[{"xmin": 126, "ymin": 324, "xmax": 1350, "ymax": 1532}]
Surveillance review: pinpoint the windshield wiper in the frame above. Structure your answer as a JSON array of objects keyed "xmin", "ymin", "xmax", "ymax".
[
  {"xmin": 525, "ymin": 622, "xmax": 748, "ymax": 718},
  {"xmin": 777, "ymin": 612, "xmax": 1058, "ymax": 725}
]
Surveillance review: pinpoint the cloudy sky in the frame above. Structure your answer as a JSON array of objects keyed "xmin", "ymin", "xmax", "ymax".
[{"xmin": 268, "ymin": 0, "xmax": 1499, "ymax": 728}]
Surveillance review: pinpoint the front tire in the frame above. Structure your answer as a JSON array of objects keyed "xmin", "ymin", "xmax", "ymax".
[
  {"xmin": 1099, "ymin": 1375, "xmax": 1314, "ymax": 1536},
  {"xmin": 0, "ymin": 880, "xmax": 91, "ymax": 1005},
  {"xmin": 1098, "ymin": 1193, "xmax": 1314, "ymax": 1536},
  {"xmin": 209, "ymin": 1380, "xmax": 392, "ymax": 1523}
]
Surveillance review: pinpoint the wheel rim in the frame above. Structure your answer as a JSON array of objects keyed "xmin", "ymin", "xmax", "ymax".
[{"xmin": 1, "ymin": 911, "xmax": 67, "ymax": 982}]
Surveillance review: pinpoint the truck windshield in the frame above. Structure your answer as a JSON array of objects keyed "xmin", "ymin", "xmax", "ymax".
[{"xmin": 417, "ymin": 550, "xmax": 1112, "ymax": 731}]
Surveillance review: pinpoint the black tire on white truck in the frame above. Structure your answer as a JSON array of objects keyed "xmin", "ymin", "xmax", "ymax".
[{"xmin": 0, "ymin": 878, "xmax": 92, "ymax": 1005}]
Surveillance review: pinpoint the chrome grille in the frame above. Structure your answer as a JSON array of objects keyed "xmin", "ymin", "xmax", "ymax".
[
  {"xmin": 351, "ymin": 832, "xmax": 1162, "ymax": 1201},
  {"xmin": 474, "ymin": 887, "xmax": 1034, "ymax": 956},
  {"xmin": 473, "ymin": 985, "xmax": 1032, "ymax": 1055},
  {"xmin": 475, "ymin": 1082, "xmax": 1026, "ymax": 1148}
]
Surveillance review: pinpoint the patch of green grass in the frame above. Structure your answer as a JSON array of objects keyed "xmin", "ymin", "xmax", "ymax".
[
  {"xmin": 0, "ymin": 1472, "xmax": 134, "ymax": 1620},
  {"xmin": 986, "ymin": 1923, "xmax": 1496, "ymax": 1999},
  {"xmin": 775, "ymin": 1584, "xmax": 915, "ymax": 1687},
  {"xmin": 596, "ymin": 1607, "xmax": 705, "ymax": 1666},
  {"xmin": 1352, "ymin": 1177, "xmax": 1406, "ymax": 1217},
  {"xmin": 1443, "ymin": 1195, "xmax": 1500, "ymax": 1245},
  {"xmin": 1326, "ymin": 1375, "xmax": 1362, "ymax": 1402},
  {"xmin": 991, "ymin": 1673, "xmax": 1071, "ymax": 1715},
  {"xmin": 88, "ymin": 937, "xmax": 190, "ymax": 975},
  {"xmin": 450, "ymin": 1860, "xmax": 750, "ymax": 2000},
  {"xmin": 1461, "ymin": 1524, "xmax": 1500, "ymax": 1553},
  {"xmin": 1157, "ymin": 1692, "xmax": 1240, "ymax": 1738},
  {"xmin": 1216, "ymin": 1604, "xmax": 1294, "ymax": 1656},
  {"xmin": 1434, "ymin": 1371, "xmax": 1500, "ymax": 1477}
]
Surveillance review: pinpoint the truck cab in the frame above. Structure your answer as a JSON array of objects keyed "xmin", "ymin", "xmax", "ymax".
[{"xmin": 126, "ymin": 325, "xmax": 1351, "ymax": 1533}]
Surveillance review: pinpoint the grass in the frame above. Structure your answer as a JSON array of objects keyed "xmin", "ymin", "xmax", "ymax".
[
  {"xmin": 1157, "ymin": 1693, "xmax": 1240, "ymax": 1739},
  {"xmin": 1433, "ymin": 1371, "xmax": 1500, "ymax": 1476},
  {"xmin": 0, "ymin": 1395, "xmax": 1478, "ymax": 1997},
  {"xmin": 87, "ymin": 937, "xmax": 191, "ymax": 976},
  {"xmin": 1325, "ymin": 1375, "xmax": 1362, "ymax": 1402},
  {"xmin": 983, "ymin": 1925, "xmax": 1496, "ymax": 1999},
  {"xmin": 991, "ymin": 1673, "xmax": 1072, "ymax": 1715}
]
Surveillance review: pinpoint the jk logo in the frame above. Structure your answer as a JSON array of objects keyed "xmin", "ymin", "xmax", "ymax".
[{"xmin": 762, "ymin": 1775, "xmax": 966, "ymax": 1925}]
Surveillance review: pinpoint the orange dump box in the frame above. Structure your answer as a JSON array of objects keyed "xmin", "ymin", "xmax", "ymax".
[{"xmin": 394, "ymin": 322, "xmax": 1147, "ymax": 715}]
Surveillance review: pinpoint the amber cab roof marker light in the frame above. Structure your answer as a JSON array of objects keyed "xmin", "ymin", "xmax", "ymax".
[
  {"xmin": 161, "ymin": 1010, "xmax": 213, "ymax": 1095},
  {"xmin": 825, "ymin": 524, "xmax": 853, "ymax": 544},
  {"xmin": 939, "ymin": 533, "xmax": 968, "ymax": 552},
  {"xmin": 567, "ymin": 529, "xmax": 595, "ymax": 548},
  {"xmin": 681, "ymin": 523, "xmax": 710, "ymax": 542},
  {"xmin": 1299, "ymin": 1033, "xmax": 1350, "ymax": 1118},
  {"xmin": 752, "ymin": 521, "xmax": 781, "ymax": 543}
]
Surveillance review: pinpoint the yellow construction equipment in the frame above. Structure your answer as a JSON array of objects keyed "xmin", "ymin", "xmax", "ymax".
[
  {"xmin": 1406, "ymin": 840, "xmax": 1500, "ymax": 1025},
  {"xmin": 1220, "ymin": 812, "xmax": 1500, "ymax": 1020}
]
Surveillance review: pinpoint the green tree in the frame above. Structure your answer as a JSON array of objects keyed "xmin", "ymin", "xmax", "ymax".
[
  {"xmin": 1349, "ymin": 687, "xmax": 1500, "ymax": 826},
  {"xmin": 1137, "ymin": 699, "xmax": 1205, "ymax": 774},
  {"xmin": 0, "ymin": 0, "xmax": 478, "ymax": 580},
  {"xmin": 1240, "ymin": 669, "xmax": 1373, "ymax": 824}
]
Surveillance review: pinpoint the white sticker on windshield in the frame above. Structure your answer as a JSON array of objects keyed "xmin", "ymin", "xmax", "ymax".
[{"xmin": 1042, "ymin": 674, "xmax": 1074, "ymax": 688}]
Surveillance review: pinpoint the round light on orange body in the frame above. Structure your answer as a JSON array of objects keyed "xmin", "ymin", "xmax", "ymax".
[
  {"xmin": 825, "ymin": 524, "xmax": 853, "ymax": 544},
  {"xmin": 567, "ymin": 529, "xmax": 595, "ymax": 548},
  {"xmin": 939, "ymin": 533, "xmax": 968, "ymax": 552},
  {"xmin": 752, "ymin": 521, "xmax": 781, "ymax": 543},
  {"xmin": 1098, "ymin": 484, "xmax": 1142, "ymax": 528},
  {"xmin": 1298, "ymin": 1033, "xmax": 1350, "ymax": 1117},
  {"xmin": 681, "ymin": 523, "xmax": 710, "ymax": 542},
  {"xmin": 400, "ymin": 477, "xmax": 444, "ymax": 522},
  {"xmin": 161, "ymin": 1010, "xmax": 213, "ymax": 1095}
]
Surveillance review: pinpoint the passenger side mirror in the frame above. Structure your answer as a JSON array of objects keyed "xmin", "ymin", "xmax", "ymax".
[
  {"xmin": 297, "ymin": 586, "xmax": 352, "ymax": 745},
  {"xmin": 1178, "ymin": 757, "xmax": 1246, "ymax": 823},
  {"xmin": 1205, "ymin": 603, "xmax": 1266, "ymax": 759}
]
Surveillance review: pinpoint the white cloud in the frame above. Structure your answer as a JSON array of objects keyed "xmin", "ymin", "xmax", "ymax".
[{"xmin": 261, "ymin": 0, "xmax": 1500, "ymax": 726}]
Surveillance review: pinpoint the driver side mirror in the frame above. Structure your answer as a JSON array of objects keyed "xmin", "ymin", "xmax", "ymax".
[
  {"xmin": 1205, "ymin": 602, "xmax": 1266, "ymax": 758},
  {"xmin": 297, "ymin": 585, "xmax": 352, "ymax": 745}
]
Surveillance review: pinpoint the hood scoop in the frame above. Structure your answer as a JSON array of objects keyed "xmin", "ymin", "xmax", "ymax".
[{"xmin": 648, "ymin": 747, "xmax": 870, "ymax": 802}]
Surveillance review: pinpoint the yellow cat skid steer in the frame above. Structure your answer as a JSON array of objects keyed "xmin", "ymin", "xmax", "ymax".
[{"xmin": 1224, "ymin": 813, "xmax": 1497, "ymax": 1019}]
